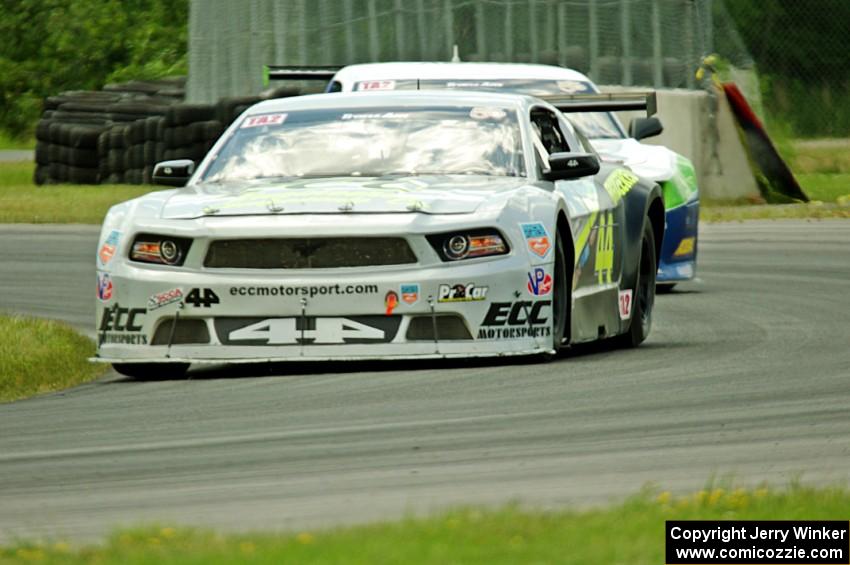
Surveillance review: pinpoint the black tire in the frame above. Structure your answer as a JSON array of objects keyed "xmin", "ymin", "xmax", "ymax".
[
  {"xmin": 615, "ymin": 220, "xmax": 657, "ymax": 348},
  {"xmin": 68, "ymin": 148, "xmax": 99, "ymax": 168},
  {"xmin": 113, "ymin": 363, "xmax": 190, "ymax": 380},
  {"xmin": 656, "ymin": 283, "xmax": 677, "ymax": 294},
  {"xmin": 35, "ymin": 141, "xmax": 50, "ymax": 165},
  {"xmin": 551, "ymin": 230, "xmax": 570, "ymax": 350}
]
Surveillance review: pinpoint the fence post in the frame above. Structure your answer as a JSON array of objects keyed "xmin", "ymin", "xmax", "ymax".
[
  {"xmin": 476, "ymin": 0, "xmax": 487, "ymax": 60},
  {"xmin": 368, "ymin": 0, "xmax": 380, "ymax": 61},
  {"xmin": 589, "ymin": 0, "xmax": 599, "ymax": 80},
  {"xmin": 557, "ymin": 2, "xmax": 567, "ymax": 67},
  {"xmin": 395, "ymin": 0, "xmax": 407, "ymax": 60},
  {"xmin": 620, "ymin": 0, "xmax": 632, "ymax": 85},
  {"xmin": 444, "ymin": 0, "xmax": 454, "ymax": 59},
  {"xmin": 528, "ymin": 0, "xmax": 538, "ymax": 62},
  {"xmin": 416, "ymin": 0, "xmax": 428, "ymax": 59},
  {"xmin": 505, "ymin": 1, "xmax": 514, "ymax": 60},
  {"xmin": 652, "ymin": 0, "xmax": 663, "ymax": 87}
]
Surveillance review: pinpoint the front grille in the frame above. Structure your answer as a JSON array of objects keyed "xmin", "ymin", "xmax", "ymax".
[{"xmin": 204, "ymin": 237, "xmax": 417, "ymax": 269}]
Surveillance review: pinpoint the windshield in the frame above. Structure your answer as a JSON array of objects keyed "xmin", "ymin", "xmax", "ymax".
[
  {"xmin": 350, "ymin": 78, "xmax": 625, "ymax": 140},
  {"xmin": 202, "ymin": 105, "xmax": 526, "ymax": 183}
]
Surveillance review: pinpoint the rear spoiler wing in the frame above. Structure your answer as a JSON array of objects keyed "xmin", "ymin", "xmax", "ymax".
[
  {"xmin": 539, "ymin": 92, "xmax": 657, "ymax": 117},
  {"xmin": 263, "ymin": 65, "xmax": 340, "ymax": 87}
]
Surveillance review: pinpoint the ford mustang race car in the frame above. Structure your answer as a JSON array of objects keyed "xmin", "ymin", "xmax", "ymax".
[
  {"xmin": 94, "ymin": 90, "xmax": 664, "ymax": 378},
  {"xmin": 272, "ymin": 62, "xmax": 697, "ymax": 289}
]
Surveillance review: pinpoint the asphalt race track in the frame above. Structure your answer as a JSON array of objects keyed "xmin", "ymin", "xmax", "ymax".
[{"xmin": 0, "ymin": 220, "xmax": 848, "ymax": 542}]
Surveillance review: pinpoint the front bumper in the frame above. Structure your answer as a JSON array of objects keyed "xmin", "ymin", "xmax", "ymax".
[
  {"xmin": 657, "ymin": 198, "xmax": 699, "ymax": 283},
  {"xmin": 95, "ymin": 254, "xmax": 556, "ymax": 364}
]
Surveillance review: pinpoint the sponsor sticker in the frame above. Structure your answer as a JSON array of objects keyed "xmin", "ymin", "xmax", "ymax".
[
  {"xmin": 97, "ymin": 304, "xmax": 147, "ymax": 346},
  {"xmin": 618, "ymin": 289, "xmax": 633, "ymax": 320},
  {"xmin": 557, "ymin": 80, "xmax": 592, "ymax": 94},
  {"xmin": 355, "ymin": 80, "xmax": 396, "ymax": 91},
  {"xmin": 148, "ymin": 287, "xmax": 184, "ymax": 311},
  {"xmin": 478, "ymin": 301, "xmax": 552, "ymax": 339},
  {"xmin": 97, "ymin": 273, "xmax": 113, "ymax": 301},
  {"xmin": 438, "ymin": 283, "xmax": 488, "ymax": 303},
  {"xmin": 340, "ymin": 112, "xmax": 409, "ymax": 120},
  {"xmin": 98, "ymin": 230, "xmax": 120, "ymax": 266},
  {"xmin": 603, "ymin": 169, "xmax": 640, "ymax": 203},
  {"xmin": 400, "ymin": 283, "xmax": 419, "ymax": 305},
  {"xmin": 385, "ymin": 291, "xmax": 399, "ymax": 316},
  {"xmin": 527, "ymin": 267, "xmax": 553, "ymax": 296},
  {"xmin": 520, "ymin": 222, "xmax": 551, "ymax": 258},
  {"xmin": 241, "ymin": 113, "xmax": 287, "ymax": 128},
  {"xmin": 469, "ymin": 107, "xmax": 507, "ymax": 120}
]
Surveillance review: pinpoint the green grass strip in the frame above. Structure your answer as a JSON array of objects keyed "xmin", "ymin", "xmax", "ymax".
[
  {"xmin": 0, "ymin": 162, "xmax": 154, "ymax": 224},
  {"xmin": 0, "ymin": 315, "xmax": 106, "ymax": 402},
  {"xmin": 2, "ymin": 485, "xmax": 848, "ymax": 564}
]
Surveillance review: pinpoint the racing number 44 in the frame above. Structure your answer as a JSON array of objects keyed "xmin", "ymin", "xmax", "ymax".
[
  {"xmin": 596, "ymin": 211, "xmax": 614, "ymax": 284},
  {"xmin": 186, "ymin": 288, "xmax": 220, "ymax": 308}
]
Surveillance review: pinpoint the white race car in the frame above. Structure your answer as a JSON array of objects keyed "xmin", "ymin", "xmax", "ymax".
[
  {"xmin": 306, "ymin": 62, "xmax": 698, "ymax": 288},
  {"xmin": 94, "ymin": 90, "xmax": 664, "ymax": 378}
]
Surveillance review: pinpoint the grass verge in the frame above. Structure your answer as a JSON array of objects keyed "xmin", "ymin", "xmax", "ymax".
[
  {"xmin": 0, "ymin": 132, "xmax": 34, "ymax": 150},
  {"xmin": 0, "ymin": 315, "xmax": 106, "ymax": 403},
  {"xmin": 0, "ymin": 160, "xmax": 848, "ymax": 225},
  {"xmin": 1, "ymin": 485, "xmax": 847, "ymax": 564},
  {"xmin": 0, "ymin": 162, "xmax": 153, "ymax": 224}
]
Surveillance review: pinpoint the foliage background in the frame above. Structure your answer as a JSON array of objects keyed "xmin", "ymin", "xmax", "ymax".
[
  {"xmin": 721, "ymin": 0, "xmax": 850, "ymax": 137},
  {"xmin": 0, "ymin": 0, "xmax": 188, "ymax": 138}
]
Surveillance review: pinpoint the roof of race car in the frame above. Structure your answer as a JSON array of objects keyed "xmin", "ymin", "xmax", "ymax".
[
  {"xmin": 246, "ymin": 89, "xmax": 545, "ymax": 114},
  {"xmin": 332, "ymin": 62, "xmax": 592, "ymax": 84}
]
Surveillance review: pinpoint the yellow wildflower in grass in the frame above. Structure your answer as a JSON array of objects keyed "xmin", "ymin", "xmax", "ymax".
[
  {"xmin": 656, "ymin": 491, "xmax": 672, "ymax": 506},
  {"xmin": 708, "ymin": 488, "xmax": 725, "ymax": 507},
  {"xmin": 296, "ymin": 532, "xmax": 315, "ymax": 545},
  {"xmin": 160, "ymin": 527, "xmax": 176, "ymax": 539},
  {"xmin": 53, "ymin": 541, "xmax": 70, "ymax": 553},
  {"xmin": 15, "ymin": 547, "xmax": 45, "ymax": 561},
  {"xmin": 239, "ymin": 541, "xmax": 256, "ymax": 554}
]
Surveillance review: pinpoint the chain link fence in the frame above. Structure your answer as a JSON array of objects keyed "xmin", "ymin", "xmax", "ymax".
[
  {"xmin": 187, "ymin": 0, "xmax": 847, "ymax": 136},
  {"xmin": 188, "ymin": 0, "xmax": 723, "ymax": 102},
  {"xmin": 717, "ymin": 0, "xmax": 850, "ymax": 137}
]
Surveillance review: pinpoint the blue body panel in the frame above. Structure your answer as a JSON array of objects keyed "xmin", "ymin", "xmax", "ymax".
[{"xmin": 657, "ymin": 198, "xmax": 699, "ymax": 283}]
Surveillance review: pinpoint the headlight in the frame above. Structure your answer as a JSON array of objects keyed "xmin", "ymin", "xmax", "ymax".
[
  {"xmin": 130, "ymin": 234, "xmax": 192, "ymax": 266},
  {"xmin": 427, "ymin": 229, "xmax": 509, "ymax": 261}
]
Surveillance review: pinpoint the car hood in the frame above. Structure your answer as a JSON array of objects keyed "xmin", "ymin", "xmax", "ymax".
[
  {"xmin": 591, "ymin": 138, "xmax": 677, "ymax": 182},
  {"xmin": 160, "ymin": 175, "xmax": 530, "ymax": 219}
]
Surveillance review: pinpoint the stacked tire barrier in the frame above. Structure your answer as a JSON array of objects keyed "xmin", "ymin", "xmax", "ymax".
[
  {"xmin": 34, "ymin": 79, "xmax": 185, "ymax": 185},
  {"xmin": 35, "ymin": 81, "xmax": 302, "ymax": 186}
]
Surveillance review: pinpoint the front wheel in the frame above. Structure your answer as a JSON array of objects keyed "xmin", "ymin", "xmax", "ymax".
[
  {"xmin": 112, "ymin": 362, "xmax": 190, "ymax": 380},
  {"xmin": 615, "ymin": 220, "xmax": 657, "ymax": 348}
]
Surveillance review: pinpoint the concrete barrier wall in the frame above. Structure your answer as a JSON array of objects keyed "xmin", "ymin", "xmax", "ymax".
[{"xmin": 600, "ymin": 86, "xmax": 760, "ymax": 201}]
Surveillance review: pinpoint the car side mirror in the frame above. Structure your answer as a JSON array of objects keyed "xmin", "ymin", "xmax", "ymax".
[
  {"xmin": 629, "ymin": 116, "xmax": 663, "ymax": 140},
  {"xmin": 153, "ymin": 160, "xmax": 195, "ymax": 187},
  {"xmin": 543, "ymin": 152, "xmax": 600, "ymax": 181}
]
